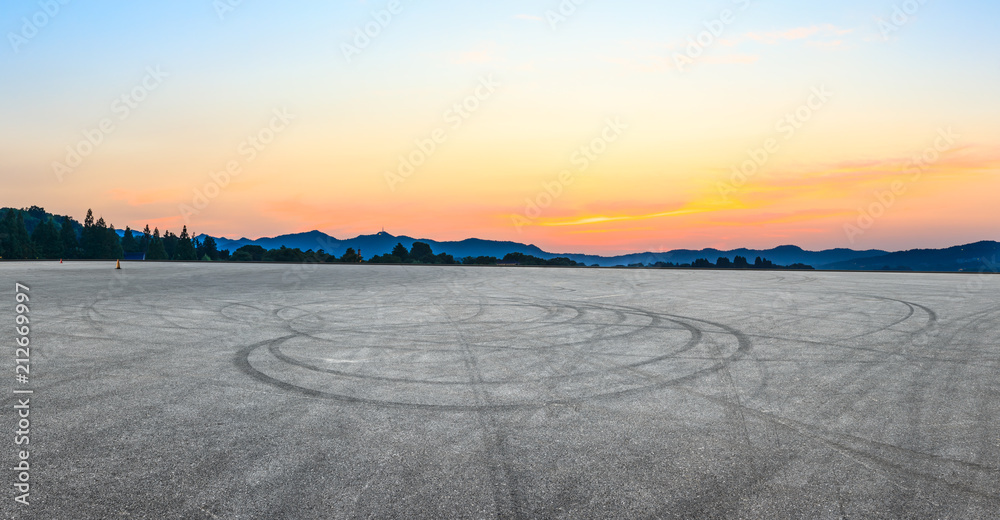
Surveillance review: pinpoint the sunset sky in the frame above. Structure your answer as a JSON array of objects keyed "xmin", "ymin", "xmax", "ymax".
[{"xmin": 3, "ymin": 0, "xmax": 999, "ymax": 254}]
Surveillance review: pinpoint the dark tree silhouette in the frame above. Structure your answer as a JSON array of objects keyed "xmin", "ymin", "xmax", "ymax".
[
  {"xmin": 80, "ymin": 209, "xmax": 98, "ymax": 258},
  {"xmin": 264, "ymin": 245, "xmax": 306, "ymax": 262},
  {"xmin": 234, "ymin": 245, "xmax": 266, "ymax": 261},
  {"xmin": 198, "ymin": 235, "xmax": 219, "ymax": 260},
  {"xmin": 462, "ymin": 256, "xmax": 498, "ymax": 265},
  {"xmin": 31, "ymin": 217, "xmax": 61, "ymax": 259},
  {"xmin": 339, "ymin": 248, "xmax": 361, "ymax": 263},
  {"xmin": 105, "ymin": 224, "xmax": 124, "ymax": 259},
  {"xmin": 0, "ymin": 210, "xmax": 32, "ymax": 259},
  {"xmin": 162, "ymin": 231, "xmax": 179, "ymax": 259},
  {"xmin": 175, "ymin": 226, "xmax": 197, "ymax": 261},
  {"xmin": 60, "ymin": 216, "xmax": 79, "ymax": 258},
  {"xmin": 121, "ymin": 227, "xmax": 139, "ymax": 253},
  {"xmin": 391, "ymin": 243, "xmax": 409, "ymax": 261},
  {"xmin": 409, "ymin": 242, "xmax": 433, "ymax": 263},
  {"xmin": 140, "ymin": 225, "xmax": 152, "ymax": 253},
  {"xmin": 146, "ymin": 228, "xmax": 168, "ymax": 260}
]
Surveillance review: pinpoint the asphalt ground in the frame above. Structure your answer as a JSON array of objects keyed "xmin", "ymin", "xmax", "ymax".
[{"xmin": 1, "ymin": 261, "xmax": 998, "ymax": 519}]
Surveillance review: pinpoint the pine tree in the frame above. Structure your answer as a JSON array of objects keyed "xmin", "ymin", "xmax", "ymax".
[
  {"xmin": 92, "ymin": 217, "xmax": 112, "ymax": 258},
  {"xmin": 140, "ymin": 225, "xmax": 151, "ymax": 253},
  {"xmin": 0, "ymin": 210, "xmax": 17, "ymax": 258},
  {"xmin": 197, "ymin": 235, "xmax": 219, "ymax": 260},
  {"xmin": 81, "ymin": 209, "xmax": 98, "ymax": 258},
  {"xmin": 12, "ymin": 212, "xmax": 33, "ymax": 259},
  {"xmin": 146, "ymin": 228, "xmax": 168, "ymax": 260},
  {"xmin": 31, "ymin": 218, "xmax": 63, "ymax": 259},
  {"xmin": 391, "ymin": 243, "xmax": 409, "ymax": 261},
  {"xmin": 162, "ymin": 231, "xmax": 179, "ymax": 259},
  {"xmin": 175, "ymin": 226, "xmax": 197, "ymax": 261},
  {"xmin": 121, "ymin": 226, "xmax": 138, "ymax": 253},
  {"xmin": 59, "ymin": 216, "xmax": 79, "ymax": 259},
  {"xmin": 29, "ymin": 219, "xmax": 46, "ymax": 258},
  {"xmin": 106, "ymin": 225, "xmax": 124, "ymax": 259}
]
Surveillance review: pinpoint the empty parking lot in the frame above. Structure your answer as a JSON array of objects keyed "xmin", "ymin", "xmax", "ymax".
[{"xmin": 3, "ymin": 262, "xmax": 999, "ymax": 518}]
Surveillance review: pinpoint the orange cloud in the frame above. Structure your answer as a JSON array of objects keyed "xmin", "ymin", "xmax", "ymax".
[
  {"xmin": 706, "ymin": 209, "xmax": 853, "ymax": 227},
  {"xmin": 568, "ymin": 227, "xmax": 656, "ymax": 235},
  {"xmin": 500, "ymin": 143, "xmax": 1000, "ymax": 253},
  {"xmin": 540, "ymin": 207, "xmax": 711, "ymax": 227}
]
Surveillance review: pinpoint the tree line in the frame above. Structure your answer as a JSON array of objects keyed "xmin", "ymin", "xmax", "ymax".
[
  {"xmin": 228, "ymin": 244, "xmax": 366, "ymax": 263},
  {"xmin": 465, "ymin": 252, "xmax": 581, "ymax": 266},
  {"xmin": 228, "ymin": 242, "xmax": 582, "ymax": 266},
  {"xmin": 628, "ymin": 255, "xmax": 813, "ymax": 270},
  {"xmin": 0, "ymin": 207, "xmax": 582, "ymax": 265},
  {"xmin": 0, "ymin": 206, "xmax": 219, "ymax": 261},
  {"xmin": 1, "ymin": 207, "xmax": 809, "ymax": 269}
]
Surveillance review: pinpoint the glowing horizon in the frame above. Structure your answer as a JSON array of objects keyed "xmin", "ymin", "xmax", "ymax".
[{"xmin": 3, "ymin": 0, "xmax": 998, "ymax": 255}]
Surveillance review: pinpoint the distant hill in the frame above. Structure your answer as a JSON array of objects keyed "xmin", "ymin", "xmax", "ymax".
[
  {"xmin": 821, "ymin": 241, "xmax": 1000, "ymax": 272},
  {"xmin": 579, "ymin": 245, "xmax": 889, "ymax": 268},
  {"xmin": 204, "ymin": 230, "xmax": 891, "ymax": 268},
  {"xmin": 1, "ymin": 206, "xmax": 82, "ymax": 235},
  {"xmin": 210, "ymin": 231, "xmax": 560, "ymax": 262}
]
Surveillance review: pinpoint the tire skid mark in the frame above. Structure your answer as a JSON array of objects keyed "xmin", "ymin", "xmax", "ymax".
[
  {"xmin": 437, "ymin": 275, "xmax": 526, "ymax": 518},
  {"xmin": 746, "ymin": 293, "xmax": 942, "ymax": 429},
  {"xmin": 679, "ymin": 388, "xmax": 1000, "ymax": 501},
  {"xmin": 234, "ymin": 299, "xmax": 752, "ymax": 412},
  {"xmin": 272, "ymin": 303, "xmax": 704, "ymax": 385},
  {"xmin": 835, "ymin": 294, "xmax": 938, "ymax": 342},
  {"xmin": 815, "ymin": 296, "xmax": 940, "ymax": 420},
  {"xmin": 270, "ymin": 315, "xmax": 701, "ymax": 386}
]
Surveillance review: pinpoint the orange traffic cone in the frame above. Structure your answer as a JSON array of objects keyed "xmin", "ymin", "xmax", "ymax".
[
  {"xmin": 60, "ymin": 259, "xmax": 63, "ymax": 263},
  {"xmin": 115, "ymin": 259, "xmax": 121, "ymax": 270}
]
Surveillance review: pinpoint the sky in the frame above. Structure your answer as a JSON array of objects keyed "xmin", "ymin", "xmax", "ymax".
[{"xmin": 3, "ymin": 0, "xmax": 999, "ymax": 254}]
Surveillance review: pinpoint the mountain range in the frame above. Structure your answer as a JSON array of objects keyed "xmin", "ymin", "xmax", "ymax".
[
  {"xmin": 199, "ymin": 230, "xmax": 1000, "ymax": 271},
  {"xmin": 9, "ymin": 207, "xmax": 994, "ymax": 271},
  {"xmin": 821, "ymin": 241, "xmax": 1000, "ymax": 272}
]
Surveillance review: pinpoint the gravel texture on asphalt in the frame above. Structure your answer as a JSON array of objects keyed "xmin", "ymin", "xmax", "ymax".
[{"xmin": 2, "ymin": 262, "xmax": 998, "ymax": 519}]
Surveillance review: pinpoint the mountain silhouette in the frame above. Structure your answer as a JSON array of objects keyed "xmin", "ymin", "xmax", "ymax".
[
  {"xmin": 204, "ymin": 230, "xmax": 896, "ymax": 268},
  {"xmin": 820, "ymin": 241, "xmax": 1000, "ymax": 272}
]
